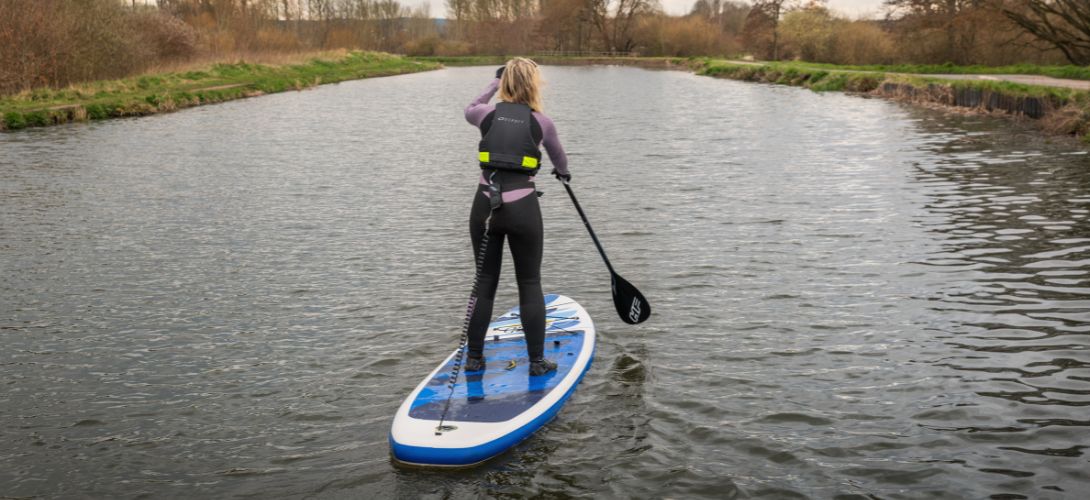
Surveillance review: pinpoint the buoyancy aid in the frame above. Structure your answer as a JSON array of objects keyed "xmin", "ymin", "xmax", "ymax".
[{"xmin": 478, "ymin": 102, "xmax": 542, "ymax": 175}]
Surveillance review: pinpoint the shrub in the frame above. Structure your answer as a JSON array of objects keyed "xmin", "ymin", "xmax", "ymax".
[
  {"xmin": 3, "ymin": 112, "xmax": 27, "ymax": 130},
  {"xmin": 403, "ymin": 37, "xmax": 440, "ymax": 56},
  {"xmin": 830, "ymin": 21, "xmax": 895, "ymax": 65},
  {"xmin": 635, "ymin": 16, "xmax": 724, "ymax": 57},
  {"xmin": 254, "ymin": 28, "xmax": 302, "ymax": 52},
  {"xmin": 85, "ymin": 104, "xmax": 109, "ymax": 120},
  {"xmin": 844, "ymin": 74, "xmax": 882, "ymax": 92},
  {"xmin": 808, "ymin": 72, "xmax": 848, "ymax": 91},
  {"xmin": 435, "ymin": 40, "xmax": 474, "ymax": 57},
  {"xmin": 780, "ymin": 8, "xmax": 836, "ymax": 62},
  {"xmin": 23, "ymin": 111, "xmax": 49, "ymax": 127},
  {"xmin": 325, "ymin": 27, "xmax": 363, "ymax": 50},
  {"xmin": 132, "ymin": 12, "xmax": 199, "ymax": 60}
]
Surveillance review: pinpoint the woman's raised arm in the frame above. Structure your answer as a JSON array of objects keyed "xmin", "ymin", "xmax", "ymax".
[{"xmin": 464, "ymin": 78, "xmax": 499, "ymax": 127}]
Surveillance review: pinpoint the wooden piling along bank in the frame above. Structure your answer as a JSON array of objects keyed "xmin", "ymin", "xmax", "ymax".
[{"xmin": 873, "ymin": 82, "xmax": 1058, "ymax": 119}]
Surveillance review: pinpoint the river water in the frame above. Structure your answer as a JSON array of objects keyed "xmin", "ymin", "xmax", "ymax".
[{"xmin": 2, "ymin": 66, "xmax": 1089, "ymax": 498}]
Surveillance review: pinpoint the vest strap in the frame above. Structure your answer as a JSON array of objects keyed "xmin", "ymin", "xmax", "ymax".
[{"xmin": 479, "ymin": 151, "xmax": 538, "ymax": 169}]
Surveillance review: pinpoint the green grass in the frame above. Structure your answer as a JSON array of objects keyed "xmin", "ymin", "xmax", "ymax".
[
  {"xmin": 886, "ymin": 73, "xmax": 1077, "ymax": 100},
  {"xmin": 10, "ymin": 53, "xmax": 1090, "ymax": 141},
  {"xmin": 410, "ymin": 55, "xmax": 691, "ymax": 69},
  {"xmin": 757, "ymin": 61, "xmax": 1090, "ymax": 81},
  {"xmin": 410, "ymin": 55, "xmax": 510, "ymax": 66},
  {"xmin": 1, "ymin": 51, "xmax": 438, "ymax": 130},
  {"xmin": 698, "ymin": 59, "xmax": 1081, "ymax": 99},
  {"xmin": 697, "ymin": 58, "xmax": 1090, "ymax": 142},
  {"xmin": 699, "ymin": 60, "xmax": 885, "ymax": 92}
]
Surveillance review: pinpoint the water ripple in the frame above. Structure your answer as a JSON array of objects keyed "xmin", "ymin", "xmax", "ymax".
[{"xmin": 1, "ymin": 66, "xmax": 1088, "ymax": 498}]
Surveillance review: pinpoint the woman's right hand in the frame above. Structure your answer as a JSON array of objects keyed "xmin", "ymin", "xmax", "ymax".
[{"xmin": 495, "ymin": 66, "xmax": 505, "ymax": 79}]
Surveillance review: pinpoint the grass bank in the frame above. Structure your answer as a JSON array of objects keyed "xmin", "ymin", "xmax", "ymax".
[
  {"xmin": 10, "ymin": 53, "xmax": 1090, "ymax": 142},
  {"xmin": 0, "ymin": 51, "xmax": 437, "ymax": 131},
  {"xmin": 752, "ymin": 61, "xmax": 1090, "ymax": 81},
  {"xmin": 350, "ymin": 55, "xmax": 1090, "ymax": 142},
  {"xmin": 699, "ymin": 60, "xmax": 1079, "ymax": 99},
  {"xmin": 695, "ymin": 60, "xmax": 1090, "ymax": 143},
  {"xmin": 411, "ymin": 55, "xmax": 689, "ymax": 70},
  {"xmin": 699, "ymin": 60, "xmax": 887, "ymax": 92},
  {"xmin": 411, "ymin": 55, "xmax": 510, "ymax": 66}
]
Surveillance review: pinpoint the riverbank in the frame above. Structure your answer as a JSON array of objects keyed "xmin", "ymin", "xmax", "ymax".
[
  {"xmin": 8, "ymin": 53, "xmax": 1090, "ymax": 142},
  {"xmin": 412, "ymin": 55, "xmax": 687, "ymax": 70},
  {"xmin": 738, "ymin": 61, "xmax": 1090, "ymax": 82},
  {"xmin": 0, "ymin": 51, "xmax": 437, "ymax": 131},
  {"xmin": 419, "ymin": 56, "xmax": 1090, "ymax": 142},
  {"xmin": 693, "ymin": 60, "xmax": 1090, "ymax": 143}
]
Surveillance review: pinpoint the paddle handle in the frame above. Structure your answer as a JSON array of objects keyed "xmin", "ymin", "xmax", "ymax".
[{"xmin": 562, "ymin": 181, "xmax": 616, "ymax": 276}]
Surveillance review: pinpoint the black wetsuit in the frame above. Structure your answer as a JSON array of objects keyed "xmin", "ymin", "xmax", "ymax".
[
  {"xmin": 467, "ymin": 170, "xmax": 546, "ymax": 359},
  {"xmin": 463, "ymin": 78, "xmax": 568, "ymax": 361}
]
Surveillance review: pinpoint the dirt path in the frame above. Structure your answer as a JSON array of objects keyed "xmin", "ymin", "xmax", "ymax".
[{"xmin": 923, "ymin": 73, "xmax": 1090, "ymax": 90}]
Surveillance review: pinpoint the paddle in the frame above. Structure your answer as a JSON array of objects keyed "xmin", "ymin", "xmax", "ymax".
[{"xmin": 561, "ymin": 180, "xmax": 651, "ymax": 324}]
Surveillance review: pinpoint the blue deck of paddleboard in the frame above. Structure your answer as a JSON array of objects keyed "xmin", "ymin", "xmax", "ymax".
[
  {"xmin": 390, "ymin": 294, "xmax": 594, "ymax": 466},
  {"xmin": 408, "ymin": 296, "xmax": 585, "ymax": 423}
]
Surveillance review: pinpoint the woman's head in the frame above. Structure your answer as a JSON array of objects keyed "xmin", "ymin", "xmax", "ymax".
[{"xmin": 499, "ymin": 57, "xmax": 543, "ymax": 112}]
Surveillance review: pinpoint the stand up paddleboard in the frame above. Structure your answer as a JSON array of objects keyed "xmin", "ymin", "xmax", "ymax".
[{"xmin": 390, "ymin": 294, "xmax": 595, "ymax": 467}]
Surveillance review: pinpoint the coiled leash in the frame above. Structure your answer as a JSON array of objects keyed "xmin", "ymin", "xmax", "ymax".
[{"xmin": 436, "ymin": 172, "xmax": 502, "ymax": 435}]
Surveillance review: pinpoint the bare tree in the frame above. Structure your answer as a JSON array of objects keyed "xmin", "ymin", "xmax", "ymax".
[
  {"xmin": 1004, "ymin": 0, "xmax": 1090, "ymax": 65},
  {"xmin": 585, "ymin": 0, "xmax": 658, "ymax": 53},
  {"xmin": 742, "ymin": 0, "xmax": 791, "ymax": 59},
  {"xmin": 538, "ymin": 0, "xmax": 595, "ymax": 52},
  {"xmin": 883, "ymin": 0, "xmax": 993, "ymax": 64}
]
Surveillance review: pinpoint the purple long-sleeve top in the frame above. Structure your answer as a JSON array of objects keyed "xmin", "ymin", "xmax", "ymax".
[{"xmin": 465, "ymin": 78, "xmax": 568, "ymax": 203}]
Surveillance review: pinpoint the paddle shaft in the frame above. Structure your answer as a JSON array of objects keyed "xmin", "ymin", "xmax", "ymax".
[
  {"xmin": 561, "ymin": 179, "xmax": 652, "ymax": 324},
  {"xmin": 562, "ymin": 181, "xmax": 616, "ymax": 276}
]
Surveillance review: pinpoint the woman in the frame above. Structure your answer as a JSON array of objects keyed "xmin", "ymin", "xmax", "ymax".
[{"xmin": 463, "ymin": 58, "xmax": 570, "ymax": 376}]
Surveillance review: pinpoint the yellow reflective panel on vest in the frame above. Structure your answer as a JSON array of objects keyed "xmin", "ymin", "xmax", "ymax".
[
  {"xmin": 521, "ymin": 156, "xmax": 539, "ymax": 168},
  {"xmin": 479, "ymin": 152, "xmax": 490, "ymax": 163}
]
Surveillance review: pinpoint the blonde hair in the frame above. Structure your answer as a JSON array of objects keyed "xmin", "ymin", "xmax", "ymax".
[{"xmin": 498, "ymin": 57, "xmax": 543, "ymax": 112}]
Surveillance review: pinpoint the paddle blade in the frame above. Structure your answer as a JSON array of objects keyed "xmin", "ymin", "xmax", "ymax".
[{"xmin": 611, "ymin": 273, "xmax": 651, "ymax": 324}]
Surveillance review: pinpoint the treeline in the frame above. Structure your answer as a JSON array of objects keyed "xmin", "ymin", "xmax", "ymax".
[
  {"xmin": 0, "ymin": 0, "xmax": 436, "ymax": 95},
  {"xmin": 1, "ymin": 0, "xmax": 198, "ymax": 94},
  {"xmin": 2, "ymin": 0, "xmax": 1087, "ymax": 95},
  {"xmin": 156, "ymin": 0, "xmax": 435, "ymax": 53},
  {"xmin": 429, "ymin": 0, "xmax": 1085, "ymax": 66},
  {"xmin": 744, "ymin": 0, "xmax": 1086, "ymax": 66}
]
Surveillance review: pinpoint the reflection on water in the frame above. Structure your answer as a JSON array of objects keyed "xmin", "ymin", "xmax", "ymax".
[{"xmin": 1, "ymin": 66, "xmax": 1088, "ymax": 498}]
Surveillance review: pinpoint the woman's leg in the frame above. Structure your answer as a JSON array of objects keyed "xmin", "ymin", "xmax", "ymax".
[
  {"xmin": 505, "ymin": 196, "xmax": 546, "ymax": 360},
  {"xmin": 467, "ymin": 190, "xmax": 505, "ymax": 357}
]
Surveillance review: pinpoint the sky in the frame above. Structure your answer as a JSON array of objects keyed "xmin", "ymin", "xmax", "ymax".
[{"xmin": 422, "ymin": 0, "xmax": 887, "ymax": 19}]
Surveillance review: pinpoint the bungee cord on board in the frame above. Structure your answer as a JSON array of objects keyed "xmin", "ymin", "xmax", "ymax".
[{"xmin": 435, "ymin": 172, "xmax": 500, "ymax": 435}]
